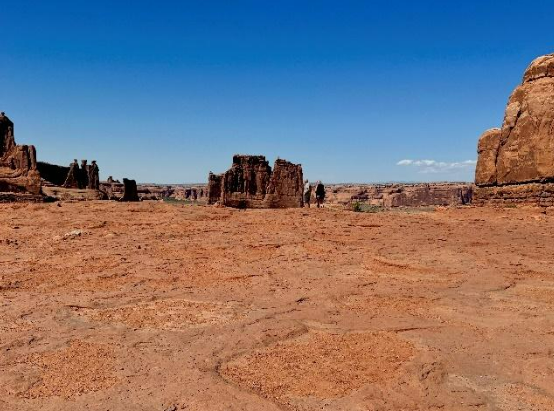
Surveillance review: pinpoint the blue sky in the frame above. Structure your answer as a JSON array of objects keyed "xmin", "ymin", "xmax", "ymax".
[{"xmin": 1, "ymin": 1, "xmax": 553, "ymax": 183}]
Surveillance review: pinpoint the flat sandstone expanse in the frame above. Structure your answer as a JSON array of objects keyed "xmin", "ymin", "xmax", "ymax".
[{"xmin": 1, "ymin": 202, "xmax": 553, "ymax": 411}]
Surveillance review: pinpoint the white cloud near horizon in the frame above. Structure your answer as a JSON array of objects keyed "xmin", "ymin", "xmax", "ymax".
[{"xmin": 396, "ymin": 159, "xmax": 477, "ymax": 174}]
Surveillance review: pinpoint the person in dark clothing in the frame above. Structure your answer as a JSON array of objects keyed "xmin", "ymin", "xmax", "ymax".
[{"xmin": 315, "ymin": 181, "xmax": 325, "ymax": 208}]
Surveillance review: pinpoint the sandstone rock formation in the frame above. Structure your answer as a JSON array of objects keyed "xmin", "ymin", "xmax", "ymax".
[
  {"xmin": 207, "ymin": 173, "xmax": 223, "ymax": 204},
  {"xmin": 1, "ymin": 112, "xmax": 103, "ymax": 201},
  {"xmin": 63, "ymin": 160, "xmax": 81, "ymax": 188},
  {"xmin": 475, "ymin": 54, "xmax": 554, "ymax": 206},
  {"xmin": 208, "ymin": 155, "xmax": 303, "ymax": 208},
  {"xmin": 0, "ymin": 112, "xmax": 41, "ymax": 195},
  {"xmin": 121, "ymin": 178, "xmax": 139, "ymax": 202},
  {"xmin": 87, "ymin": 161, "xmax": 100, "ymax": 190},
  {"xmin": 264, "ymin": 159, "xmax": 305, "ymax": 208}
]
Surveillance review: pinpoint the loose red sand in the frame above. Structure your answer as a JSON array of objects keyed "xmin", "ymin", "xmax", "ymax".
[{"xmin": 1, "ymin": 202, "xmax": 553, "ymax": 410}]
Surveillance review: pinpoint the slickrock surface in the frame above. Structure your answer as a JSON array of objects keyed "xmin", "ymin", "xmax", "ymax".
[
  {"xmin": 1, "ymin": 202, "xmax": 553, "ymax": 410},
  {"xmin": 475, "ymin": 53, "xmax": 554, "ymax": 206}
]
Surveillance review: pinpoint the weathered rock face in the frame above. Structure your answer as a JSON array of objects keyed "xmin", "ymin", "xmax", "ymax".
[
  {"xmin": 474, "ymin": 183, "xmax": 554, "ymax": 207},
  {"xmin": 475, "ymin": 128, "xmax": 501, "ymax": 186},
  {"xmin": 87, "ymin": 161, "xmax": 99, "ymax": 190},
  {"xmin": 208, "ymin": 173, "xmax": 223, "ymax": 204},
  {"xmin": 0, "ymin": 112, "xmax": 41, "ymax": 195},
  {"xmin": 475, "ymin": 53, "xmax": 554, "ymax": 206},
  {"xmin": 79, "ymin": 160, "xmax": 89, "ymax": 188},
  {"xmin": 223, "ymin": 155, "xmax": 272, "ymax": 208},
  {"xmin": 264, "ymin": 159, "xmax": 304, "ymax": 208},
  {"xmin": 121, "ymin": 178, "xmax": 139, "ymax": 202},
  {"xmin": 63, "ymin": 160, "xmax": 81, "ymax": 188},
  {"xmin": 208, "ymin": 155, "xmax": 303, "ymax": 208}
]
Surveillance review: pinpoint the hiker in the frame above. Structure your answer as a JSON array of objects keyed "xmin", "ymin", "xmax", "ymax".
[
  {"xmin": 303, "ymin": 180, "xmax": 311, "ymax": 207},
  {"xmin": 315, "ymin": 181, "xmax": 325, "ymax": 208}
]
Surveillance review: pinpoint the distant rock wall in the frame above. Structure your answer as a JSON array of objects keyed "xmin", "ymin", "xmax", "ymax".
[
  {"xmin": 475, "ymin": 53, "xmax": 554, "ymax": 206},
  {"xmin": 331, "ymin": 183, "xmax": 473, "ymax": 207},
  {"xmin": 208, "ymin": 155, "xmax": 303, "ymax": 208},
  {"xmin": 39, "ymin": 159, "xmax": 99, "ymax": 190},
  {"xmin": 37, "ymin": 162, "xmax": 70, "ymax": 186}
]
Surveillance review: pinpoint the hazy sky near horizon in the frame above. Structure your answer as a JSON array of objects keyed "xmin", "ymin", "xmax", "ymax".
[{"xmin": 2, "ymin": 1, "xmax": 554, "ymax": 183}]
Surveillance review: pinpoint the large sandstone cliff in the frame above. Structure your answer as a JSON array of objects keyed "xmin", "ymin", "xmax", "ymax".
[
  {"xmin": 475, "ymin": 54, "xmax": 554, "ymax": 207},
  {"xmin": 208, "ymin": 155, "xmax": 303, "ymax": 208},
  {"xmin": 0, "ymin": 112, "xmax": 41, "ymax": 195}
]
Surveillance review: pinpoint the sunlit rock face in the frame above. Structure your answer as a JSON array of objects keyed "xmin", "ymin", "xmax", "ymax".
[{"xmin": 475, "ymin": 54, "xmax": 554, "ymax": 206}]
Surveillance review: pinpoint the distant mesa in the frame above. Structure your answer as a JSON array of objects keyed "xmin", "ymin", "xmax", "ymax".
[
  {"xmin": 208, "ymin": 154, "xmax": 304, "ymax": 208},
  {"xmin": 475, "ymin": 53, "xmax": 554, "ymax": 207}
]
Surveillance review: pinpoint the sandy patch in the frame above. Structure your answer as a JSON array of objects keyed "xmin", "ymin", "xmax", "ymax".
[
  {"xmin": 220, "ymin": 330, "xmax": 414, "ymax": 403},
  {"xmin": 74, "ymin": 299, "xmax": 240, "ymax": 330},
  {"xmin": 25, "ymin": 340, "xmax": 118, "ymax": 399}
]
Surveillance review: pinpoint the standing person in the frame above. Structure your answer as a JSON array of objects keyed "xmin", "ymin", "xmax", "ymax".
[
  {"xmin": 315, "ymin": 181, "xmax": 325, "ymax": 208},
  {"xmin": 303, "ymin": 179, "xmax": 311, "ymax": 207}
]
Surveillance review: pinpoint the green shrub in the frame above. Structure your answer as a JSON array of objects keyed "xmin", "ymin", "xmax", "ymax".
[{"xmin": 352, "ymin": 201, "xmax": 363, "ymax": 212}]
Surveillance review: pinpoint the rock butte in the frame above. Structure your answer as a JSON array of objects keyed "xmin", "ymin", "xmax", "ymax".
[
  {"xmin": 208, "ymin": 155, "xmax": 304, "ymax": 208},
  {"xmin": 475, "ymin": 53, "xmax": 554, "ymax": 207}
]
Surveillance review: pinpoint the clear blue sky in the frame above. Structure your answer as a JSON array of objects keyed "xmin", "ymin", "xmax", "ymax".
[{"xmin": 1, "ymin": 1, "xmax": 553, "ymax": 183}]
